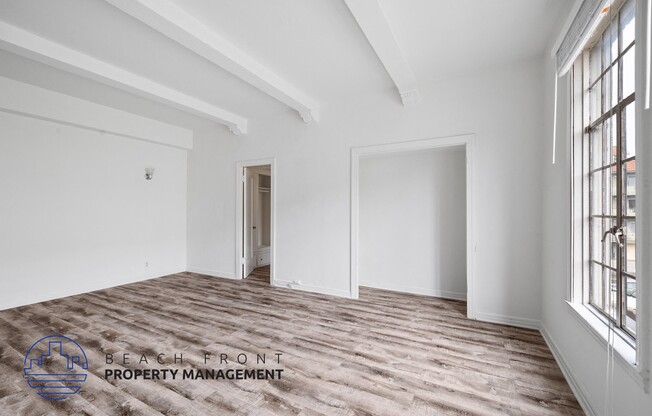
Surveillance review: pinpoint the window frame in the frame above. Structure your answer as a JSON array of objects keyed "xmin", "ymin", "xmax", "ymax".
[{"xmin": 570, "ymin": 0, "xmax": 638, "ymax": 347}]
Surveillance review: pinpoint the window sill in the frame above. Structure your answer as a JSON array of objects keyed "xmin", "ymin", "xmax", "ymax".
[{"xmin": 565, "ymin": 301, "xmax": 648, "ymax": 389}]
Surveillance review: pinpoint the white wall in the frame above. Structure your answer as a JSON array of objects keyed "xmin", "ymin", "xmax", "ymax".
[
  {"xmin": 187, "ymin": 55, "xmax": 545, "ymax": 326},
  {"xmin": 0, "ymin": 110, "xmax": 188, "ymax": 310},
  {"xmin": 358, "ymin": 147, "xmax": 466, "ymax": 299}
]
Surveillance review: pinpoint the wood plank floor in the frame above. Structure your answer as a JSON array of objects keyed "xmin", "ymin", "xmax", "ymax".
[{"xmin": 0, "ymin": 266, "xmax": 582, "ymax": 415}]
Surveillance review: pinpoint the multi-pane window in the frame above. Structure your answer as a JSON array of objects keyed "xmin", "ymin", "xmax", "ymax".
[{"xmin": 573, "ymin": 0, "xmax": 637, "ymax": 341}]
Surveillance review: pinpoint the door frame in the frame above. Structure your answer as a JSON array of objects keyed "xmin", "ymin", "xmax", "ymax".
[
  {"xmin": 235, "ymin": 158, "xmax": 276, "ymax": 283},
  {"xmin": 350, "ymin": 134, "xmax": 477, "ymax": 319}
]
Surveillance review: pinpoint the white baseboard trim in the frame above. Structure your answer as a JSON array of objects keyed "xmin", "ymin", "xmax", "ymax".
[
  {"xmin": 359, "ymin": 281, "xmax": 467, "ymax": 301},
  {"xmin": 474, "ymin": 311, "xmax": 540, "ymax": 330},
  {"xmin": 539, "ymin": 323, "xmax": 597, "ymax": 416},
  {"xmin": 273, "ymin": 279, "xmax": 352, "ymax": 299},
  {"xmin": 0, "ymin": 268, "xmax": 185, "ymax": 311},
  {"xmin": 186, "ymin": 267, "xmax": 236, "ymax": 279},
  {"xmin": 474, "ymin": 313, "xmax": 595, "ymax": 415}
]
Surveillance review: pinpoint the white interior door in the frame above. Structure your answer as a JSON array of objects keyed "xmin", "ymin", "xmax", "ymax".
[{"xmin": 243, "ymin": 168, "xmax": 256, "ymax": 278}]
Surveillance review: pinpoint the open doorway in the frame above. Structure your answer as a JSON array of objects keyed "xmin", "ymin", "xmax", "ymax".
[
  {"xmin": 351, "ymin": 135, "xmax": 476, "ymax": 318},
  {"xmin": 359, "ymin": 146, "xmax": 466, "ymax": 298},
  {"xmin": 236, "ymin": 159, "xmax": 275, "ymax": 283}
]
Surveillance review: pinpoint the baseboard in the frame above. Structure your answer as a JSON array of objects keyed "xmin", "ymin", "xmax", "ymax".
[
  {"xmin": 0, "ymin": 268, "xmax": 185, "ymax": 311},
  {"xmin": 360, "ymin": 281, "xmax": 467, "ymax": 301},
  {"xmin": 476, "ymin": 313, "xmax": 596, "ymax": 415},
  {"xmin": 474, "ymin": 311, "xmax": 540, "ymax": 330},
  {"xmin": 186, "ymin": 267, "xmax": 236, "ymax": 279},
  {"xmin": 539, "ymin": 322, "xmax": 597, "ymax": 416},
  {"xmin": 273, "ymin": 279, "xmax": 352, "ymax": 299}
]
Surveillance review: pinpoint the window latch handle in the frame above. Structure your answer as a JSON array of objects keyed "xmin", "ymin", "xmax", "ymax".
[{"xmin": 602, "ymin": 226, "xmax": 624, "ymax": 247}]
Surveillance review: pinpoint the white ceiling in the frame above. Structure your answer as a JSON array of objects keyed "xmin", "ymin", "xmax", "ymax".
[
  {"xmin": 379, "ymin": 0, "xmax": 570, "ymax": 83},
  {"xmin": 0, "ymin": 0, "xmax": 571, "ymax": 131},
  {"xmin": 165, "ymin": 0, "xmax": 394, "ymax": 102}
]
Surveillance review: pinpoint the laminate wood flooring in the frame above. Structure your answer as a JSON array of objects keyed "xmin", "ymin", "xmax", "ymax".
[{"xmin": 0, "ymin": 266, "xmax": 582, "ymax": 415}]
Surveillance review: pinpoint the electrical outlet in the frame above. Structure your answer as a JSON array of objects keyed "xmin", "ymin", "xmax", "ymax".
[{"xmin": 145, "ymin": 261, "xmax": 149, "ymax": 268}]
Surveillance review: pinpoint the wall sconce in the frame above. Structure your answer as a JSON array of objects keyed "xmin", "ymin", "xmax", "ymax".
[{"xmin": 145, "ymin": 167, "xmax": 155, "ymax": 180}]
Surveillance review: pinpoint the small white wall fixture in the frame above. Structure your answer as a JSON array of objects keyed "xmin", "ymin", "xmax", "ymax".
[
  {"xmin": 235, "ymin": 158, "xmax": 276, "ymax": 284},
  {"xmin": 351, "ymin": 134, "xmax": 477, "ymax": 318}
]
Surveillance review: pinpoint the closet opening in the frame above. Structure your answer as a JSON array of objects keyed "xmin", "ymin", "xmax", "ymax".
[
  {"xmin": 236, "ymin": 159, "xmax": 275, "ymax": 284},
  {"xmin": 351, "ymin": 135, "xmax": 476, "ymax": 318}
]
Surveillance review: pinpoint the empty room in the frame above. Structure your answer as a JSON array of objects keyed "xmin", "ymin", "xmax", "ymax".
[{"xmin": 0, "ymin": 0, "xmax": 650, "ymax": 415}]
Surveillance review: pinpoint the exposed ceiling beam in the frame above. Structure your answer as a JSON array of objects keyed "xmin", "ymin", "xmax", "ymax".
[
  {"xmin": 0, "ymin": 20, "xmax": 248, "ymax": 135},
  {"xmin": 104, "ymin": 0, "xmax": 321, "ymax": 123},
  {"xmin": 0, "ymin": 76, "xmax": 194, "ymax": 149},
  {"xmin": 344, "ymin": 0, "xmax": 420, "ymax": 106}
]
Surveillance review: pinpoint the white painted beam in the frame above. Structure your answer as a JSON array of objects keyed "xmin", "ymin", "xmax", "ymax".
[
  {"xmin": 104, "ymin": 0, "xmax": 320, "ymax": 123},
  {"xmin": 0, "ymin": 76, "xmax": 194, "ymax": 149},
  {"xmin": 0, "ymin": 20, "xmax": 247, "ymax": 135},
  {"xmin": 344, "ymin": 0, "xmax": 420, "ymax": 106}
]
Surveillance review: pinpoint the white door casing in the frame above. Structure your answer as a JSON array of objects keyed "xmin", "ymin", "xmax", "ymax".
[
  {"xmin": 235, "ymin": 158, "xmax": 276, "ymax": 282},
  {"xmin": 351, "ymin": 134, "xmax": 477, "ymax": 318},
  {"xmin": 243, "ymin": 168, "xmax": 256, "ymax": 278}
]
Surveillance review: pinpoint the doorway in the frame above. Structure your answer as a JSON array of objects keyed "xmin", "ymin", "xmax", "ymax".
[
  {"xmin": 235, "ymin": 159, "xmax": 275, "ymax": 283},
  {"xmin": 350, "ymin": 135, "xmax": 476, "ymax": 318},
  {"xmin": 359, "ymin": 146, "xmax": 467, "ymax": 298}
]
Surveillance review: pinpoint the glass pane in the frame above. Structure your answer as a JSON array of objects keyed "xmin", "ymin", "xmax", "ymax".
[
  {"xmin": 605, "ymin": 166, "xmax": 620, "ymax": 216},
  {"xmin": 606, "ymin": 269, "xmax": 617, "ymax": 320},
  {"xmin": 610, "ymin": 19, "xmax": 619, "ymax": 59},
  {"xmin": 603, "ymin": 71, "xmax": 612, "ymax": 114},
  {"xmin": 603, "ymin": 21, "xmax": 618, "ymax": 67},
  {"xmin": 623, "ymin": 157, "xmax": 636, "ymax": 215},
  {"xmin": 625, "ymin": 275, "xmax": 637, "ymax": 334},
  {"xmin": 624, "ymin": 103, "xmax": 636, "ymax": 158},
  {"xmin": 625, "ymin": 194, "xmax": 636, "ymax": 217},
  {"xmin": 591, "ymin": 218, "xmax": 603, "ymax": 263},
  {"xmin": 609, "ymin": 239, "xmax": 619, "ymax": 269},
  {"xmin": 604, "ymin": 218, "xmax": 618, "ymax": 269},
  {"xmin": 590, "ymin": 81, "xmax": 603, "ymax": 122},
  {"xmin": 589, "ymin": 42, "xmax": 602, "ymax": 85},
  {"xmin": 604, "ymin": 165, "xmax": 618, "ymax": 216},
  {"xmin": 622, "ymin": 48, "xmax": 635, "ymax": 98},
  {"xmin": 590, "ymin": 125, "xmax": 603, "ymax": 169},
  {"xmin": 624, "ymin": 165, "xmax": 636, "ymax": 217},
  {"xmin": 600, "ymin": 168, "xmax": 611, "ymax": 216},
  {"xmin": 590, "ymin": 262, "xmax": 604, "ymax": 310},
  {"xmin": 611, "ymin": 61, "xmax": 619, "ymax": 105},
  {"xmin": 621, "ymin": 0, "xmax": 636, "ymax": 48},
  {"xmin": 603, "ymin": 116, "xmax": 617, "ymax": 166},
  {"xmin": 602, "ymin": 22, "xmax": 618, "ymax": 107},
  {"xmin": 624, "ymin": 219, "xmax": 636, "ymax": 275},
  {"xmin": 590, "ymin": 171, "xmax": 603, "ymax": 215},
  {"xmin": 601, "ymin": 218, "xmax": 608, "ymax": 264},
  {"xmin": 589, "ymin": 41, "xmax": 603, "ymax": 121}
]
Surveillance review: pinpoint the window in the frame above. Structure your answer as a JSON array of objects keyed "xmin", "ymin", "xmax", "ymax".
[
  {"xmin": 627, "ymin": 196, "xmax": 635, "ymax": 215},
  {"xmin": 571, "ymin": 0, "xmax": 637, "ymax": 343}
]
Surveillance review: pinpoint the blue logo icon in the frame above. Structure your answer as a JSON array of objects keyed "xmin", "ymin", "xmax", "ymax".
[{"xmin": 23, "ymin": 335, "xmax": 89, "ymax": 401}]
